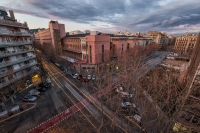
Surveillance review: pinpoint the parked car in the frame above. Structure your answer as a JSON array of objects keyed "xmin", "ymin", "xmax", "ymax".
[
  {"xmin": 29, "ymin": 89, "xmax": 40, "ymax": 96},
  {"xmin": 84, "ymin": 78, "xmax": 89, "ymax": 82},
  {"xmin": 83, "ymin": 75, "xmax": 86, "ymax": 78},
  {"xmin": 116, "ymin": 85, "xmax": 123, "ymax": 93},
  {"xmin": 77, "ymin": 74, "xmax": 82, "ymax": 80},
  {"xmin": 121, "ymin": 92, "xmax": 133, "ymax": 98},
  {"xmin": 121, "ymin": 102, "xmax": 136, "ymax": 108},
  {"xmin": 92, "ymin": 75, "xmax": 96, "ymax": 80},
  {"xmin": 38, "ymin": 87, "xmax": 46, "ymax": 92},
  {"xmin": 39, "ymin": 83, "xmax": 50, "ymax": 88},
  {"xmin": 126, "ymin": 115, "xmax": 141, "ymax": 123},
  {"xmin": 87, "ymin": 75, "xmax": 92, "ymax": 80},
  {"xmin": 22, "ymin": 95, "xmax": 37, "ymax": 102},
  {"xmin": 73, "ymin": 73, "xmax": 79, "ymax": 78}
]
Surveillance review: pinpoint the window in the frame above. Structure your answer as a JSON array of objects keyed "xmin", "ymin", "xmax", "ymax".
[
  {"xmin": 90, "ymin": 45, "xmax": 92, "ymax": 63},
  {"xmin": 127, "ymin": 43, "xmax": 129, "ymax": 49},
  {"xmin": 102, "ymin": 45, "xmax": 104, "ymax": 62}
]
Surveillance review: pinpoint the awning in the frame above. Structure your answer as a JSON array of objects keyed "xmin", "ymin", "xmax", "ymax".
[{"xmin": 59, "ymin": 56, "xmax": 77, "ymax": 63}]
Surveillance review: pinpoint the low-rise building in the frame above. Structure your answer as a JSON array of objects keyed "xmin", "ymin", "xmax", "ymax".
[{"xmin": 60, "ymin": 33, "xmax": 152, "ymax": 74}]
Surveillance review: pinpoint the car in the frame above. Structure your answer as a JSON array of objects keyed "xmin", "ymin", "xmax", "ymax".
[
  {"xmin": 116, "ymin": 85, "xmax": 123, "ymax": 93},
  {"xmin": 73, "ymin": 73, "xmax": 79, "ymax": 78},
  {"xmin": 29, "ymin": 89, "xmax": 40, "ymax": 96},
  {"xmin": 39, "ymin": 83, "xmax": 50, "ymax": 88},
  {"xmin": 84, "ymin": 78, "xmax": 89, "ymax": 82},
  {"xmin": 77, "ymin": 75, "xmax": 82, "ymax": 80},
  {"xmin": 92, "ymin": 75, "xmax": 96, "ymax": 80},
  {"xmin": 22, "ymin": 95, "xmax": 37, "ymax": 102},
  {"xmin": 83, "ymin": 75, "xmax": 87, "ymax": 79},
  {"xmin": 87, "ymin": 75, "xmax": 91, "ymax": 80},
  {"xmin": 38, "ymin": 87, "xmax": 46, "ymax": 92},
  {"xmin": 121, "ymin": 102, "xmax": 136, "ymax": 108},
  {"xmin": 126, "ymin": 115, "xmax": 141, "ymax": 123},
  {"xmin": 121, "ymin": 92, "xmax": 133, "ymax": 98}
]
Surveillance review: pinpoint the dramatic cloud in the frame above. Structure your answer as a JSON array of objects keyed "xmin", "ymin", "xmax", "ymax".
[{"xmin": 1, "ymin": 0, "xmax": 200, "ymax": 34}]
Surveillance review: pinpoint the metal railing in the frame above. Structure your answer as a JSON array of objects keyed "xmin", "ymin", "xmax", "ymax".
[
  {"xmin": 0, "ymin": 55, "xmax": 36, "ymax": 69},
  {"xmin": 0, "ymin": 41, "xmax": 32, "ymax": 46},
  {"xmin": 0, "ymin": 19, "xmax": 28, "ymax": 28},
  {"xmin": 0, "ymin": 70, "xmax": 36, "ymax": 88},
  {"xmin": 0, "ymin": 30, "xmax": 30, "ymax": 36},
  {"xmin": 0, "ymin": 62, "xmax": 37, "ymax": 78},
  {"xmin": 0, "ymin": 48, "xmax": 35, "ymax": 57}
]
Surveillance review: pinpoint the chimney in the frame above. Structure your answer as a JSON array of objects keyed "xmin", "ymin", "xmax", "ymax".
[{"xmin": 9, "ymin": 10, "xmax": 15, "ymax": 19}]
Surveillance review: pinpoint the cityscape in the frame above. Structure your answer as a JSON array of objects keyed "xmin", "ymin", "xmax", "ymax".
[{"xmin": 0, "ymin": 0, "xmax": 200, "ymax": 133}]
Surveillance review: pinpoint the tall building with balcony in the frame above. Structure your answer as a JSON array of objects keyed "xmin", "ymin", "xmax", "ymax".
[
  {"xmin": 175, "ymin": 32, "xmax": 200, "ymax": 132},
  {"xmin": 33, "ymin": 21, "xmax": 65, "ymax": 58},
  {"xmin": 144, "ymin": 31, "xmax": 169, "ymax": 48},
  {"xmin": 0, "ymin": 7, "xmax": 40, "ymax": 99},
  {"xmin": 174, "ymin": 33, "xmax": 198, "ymax": 53}
]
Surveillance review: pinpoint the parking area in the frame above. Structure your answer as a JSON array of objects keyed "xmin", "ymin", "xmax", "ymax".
[{"xmin": 96, "ymin": 83, "xmax": 143, "ymax": 127}]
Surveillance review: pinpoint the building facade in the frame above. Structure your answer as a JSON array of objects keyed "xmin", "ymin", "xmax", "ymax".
[
  {"xmin": 61, "ymin": 32, "xmax": 152, "ymax": 74},
  {"xmin": 174, "ymin": 33, "xmax": 198, "ymax": 53},
  {"xmin": 34, "ymin": 21, "xmax": 65, "ymax": 58},
  {"xmin": 0, "ymin": 7, "xmax": 40, "ymax": 99},
  {"xmin": 175, "ymin": 32, "xmax": 200, "ymax": 132},
  {"xmin": 144, "ymin": 31, "xmax": 169, "ymax": 48}
]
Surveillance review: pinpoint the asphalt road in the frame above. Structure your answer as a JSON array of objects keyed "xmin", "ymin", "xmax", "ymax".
[{"xmin": 0, "ymin": 89, "xmax": 58, "ymax": 133}]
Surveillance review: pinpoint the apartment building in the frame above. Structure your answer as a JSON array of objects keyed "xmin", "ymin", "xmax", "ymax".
[
  {"xmin": 174, "ymin": 33, "xmax": 198, "ymax": 53},
  {"xmin": 175, "ymin": 32, "xmax": 200, "ymax": 132},
  {"xmin": 0, "ymin": 7, "xmax": 40, "ymax": 97},
  {"xmin": 61, "ymin": 32, "xmax": 152, "ymax": 74},
  {"xmin": 144, "ymin": 31, "xmax": 169, "ymax": 48},
  {"xmin": 34, "ymin": 21, "xmax": 65, "ymax": 58}
]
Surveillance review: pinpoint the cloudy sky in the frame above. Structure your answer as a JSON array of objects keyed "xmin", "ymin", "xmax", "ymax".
[{"xmin": 1, "ymin": 0, "xmax": 200, "ymax": 34}]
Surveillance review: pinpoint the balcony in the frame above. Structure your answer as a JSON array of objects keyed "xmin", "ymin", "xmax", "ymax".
[
  {"xmin": 0, "ymin": 30, "xmax": 31, "ymax": 36},
  {"xmin": 0, "ymin": 19, "xmax": 28, "ymax": 28},
  {"xmin": 0, "ymin": 69, "xmax": 37, "ymax": 88},
  {"xmin": 62, "ymin": 47, "xmax": 82, "ymax": 53},
  {"xmin": 0, "ymin": 41, "xmax": 32, "ymax": 47},
  {"xmin": 0, "ymin": 48, "xmax": 35, "ymax": 58},
  {"xmin": 0, "ymin": 55, "xmax": 36, "ymax": 69},
  {"xmin": 0, "ymin": 62, "xmax": 38, "ymax": 78}
]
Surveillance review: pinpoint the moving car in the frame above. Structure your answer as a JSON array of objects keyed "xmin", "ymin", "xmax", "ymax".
[
  {"xmin": 22, "ymin": 95, "xmax": 37, "ymax": 102},
  {"xmin": 73, "ymin": 73, "xmax": 79, "ymax": 78}
]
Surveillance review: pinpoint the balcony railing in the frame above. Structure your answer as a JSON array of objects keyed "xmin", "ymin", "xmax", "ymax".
[
  {"xmin": 0, "ymin": 40, "xmax": 32, "ymax": 46},
  {"xmin": 0, "ymin": 19, "xmax": 28, "ymax": 28},
  {"xmin": 0, "ymin": 55, "xmax": 36, "ymax": 69},
  {"xmin": 0, "ymin": 48, "xmax": 35, "ymax": 58},
  {"xmin": 0, "ymin": 30, "xmax": 31, "ymax": 36},
  {"xmin": 0, "ymin": 62, "xmax": 37, "ymax": 78},
  {"xmin": 0, "ymin": 70, "xmax": 36, "ymax": 88}
]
